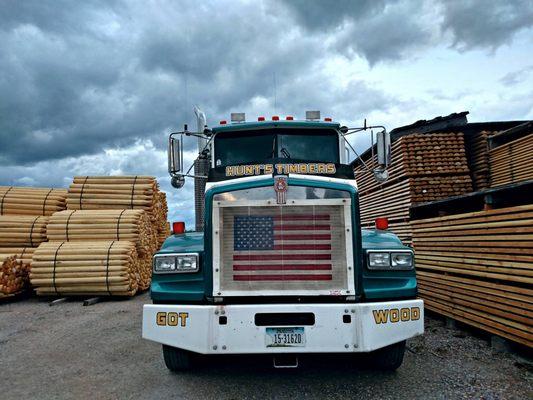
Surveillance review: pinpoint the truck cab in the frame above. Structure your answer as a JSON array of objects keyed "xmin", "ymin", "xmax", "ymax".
[{"xmin": 142, "ymin": 113, "xmax": 424, "ymax": 371}]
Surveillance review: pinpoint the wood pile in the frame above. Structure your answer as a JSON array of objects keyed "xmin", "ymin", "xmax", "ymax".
[
  {"xmin": 30, "ymin": 241, "xmax": 140, "ymax": 296},
  {"xmin": 412, "ymin": 204, "xmax": 533, "ymax": 347},
  {"xmin": 0, "ymin": 248, "xmax": 35, "ymax": 295},
  {"xmin": 490, "ymin": 133, "xmax": 533, "ymax": 188},
  {"xmin": 66, "ymin": 176, "xmax": 168, "ymax": 247},
  {"xmin": 0, "ymin": 186, "xmax": 68, "ymax": 216},
  {"xmin": 0, "ymin": 216, "xmax": 49, "ymax": 248},
  {"xmin": 356, "ymin": 133, "xmax": 472, "ymax": 243},
  {"xmin": 463, "ymin": 131, "xmax": 494, "ymax": 191},
  {"xmin": 46, "ymin": 210, "xmax": 157, "ymax": 256}
]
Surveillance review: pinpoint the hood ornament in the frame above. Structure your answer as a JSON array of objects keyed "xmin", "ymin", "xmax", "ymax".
[{"xmin": 274, "ymin": 176, "xmax": 288, "ymax": 205}]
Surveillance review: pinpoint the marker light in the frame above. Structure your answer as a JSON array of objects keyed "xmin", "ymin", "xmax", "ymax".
[
  {"xmin": 375, "ymin": 217, "xmax": 389, "ymax": 230},
  {"xmin": 172, "ymin": 221, "xmax": 185, "ymax": 234},
  {"xmin": 258, "ymin": 116, "xmax": 265, "ymax": 121},
  {"xmin": 219, "ymin": 120, "xmax": 227, "ymax": 125},
  {"xmin": 272, "ymin": 116, "xmax": 280, "ymax": 121},
  {"xmin": 324, "ymin": 117, "xmax": 332, "ymax": 122}
]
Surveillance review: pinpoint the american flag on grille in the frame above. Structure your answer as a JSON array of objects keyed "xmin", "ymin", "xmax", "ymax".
[{"xmin": 232, "ymin": 214, "xmax": 332, "ymax": 281}]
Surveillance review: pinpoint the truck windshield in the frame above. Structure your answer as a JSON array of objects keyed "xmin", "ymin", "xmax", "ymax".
[{"xmin": 214, "ymin": 128, "xmax": 339, "ymax": 166}]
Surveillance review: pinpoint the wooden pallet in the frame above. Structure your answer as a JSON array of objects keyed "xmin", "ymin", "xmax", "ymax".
[{"xmin": 412, "ymin": 204, "xmax": 533, "ymax": 347}]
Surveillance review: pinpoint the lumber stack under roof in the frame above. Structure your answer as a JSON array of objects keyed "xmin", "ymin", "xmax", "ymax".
[
  {"xmin": 463, "ymin": 131, "xmax": 494, "ymax": 191},
  {"xmin": 356, "ymin": 133, "xmax": 472, "ymax": 243},
  {"xmin": 412, "ymin": 204, "xmax": 533, "ymax": 347},
  {"xmin": 30, "ymin": 241, "xmax": 140, "ymax": 297},
  {"xmin": 0, "ymin": 186, "xmax": 68, "ymax": 216},
  {"xmin": 490, "ymin": 133, "xmax": 533, "ymax": 188}
]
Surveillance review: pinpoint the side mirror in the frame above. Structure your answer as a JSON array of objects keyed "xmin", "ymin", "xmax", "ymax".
[
  {"xmin": 376, "ymin": 129, "xmax": 391, "ymax": 167},
  {"xmin": 168, "ymin": 136, "xmax": 183, "ymax": 174}
]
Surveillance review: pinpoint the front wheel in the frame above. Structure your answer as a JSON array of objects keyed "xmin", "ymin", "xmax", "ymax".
[
  {"xmin": 162, "ymin": 345, "xmax": 193, "ymax": 372},
  {"xmin": 369, "ymin": 340, "xmax": 406, "ymax": 371}
]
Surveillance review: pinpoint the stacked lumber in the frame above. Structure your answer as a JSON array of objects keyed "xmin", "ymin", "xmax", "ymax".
[
  {"xmin": 490, "ymin": 134, "xmax": 533, "ymax": 187},
  {"xmin": 463, "ymin": 131, "xmax": 494, "ymax": 191},
  {"xmin": 0, "ymin": 216, "xmax": 49, "ymax": 248},
  {"xmin": 46, "ymin": 210, "xmax": 157, "ymax": 256},
  {"xmin": 412, "ymin": 205, "xmax": 533, "ymax": 347},
  {"xmin": 0, "ymin": 186, "xmax": 68, "ymax": 216},
  {"xmin": 356, "ymin": 133, "xmax": 472, "ymax": 243},
  {"xmin": 158, "ymin": 222, "xmax": 171, "ymax": 248},
  {"xmin": 0, "ymin": 248, "xmax": 35, "ymax": 295},
  {"xmin": 66, "ymin": 176, "xmax": 168, "ymax": 239},
  {"xmin": 30, "ymin": 241, "xmax": 140, "ymax": 296}
]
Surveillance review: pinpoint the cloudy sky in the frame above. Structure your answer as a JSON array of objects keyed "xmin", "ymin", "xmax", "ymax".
[{"xmin": 1, "ymin": 0, "xmax": 532, "ymax": 226}]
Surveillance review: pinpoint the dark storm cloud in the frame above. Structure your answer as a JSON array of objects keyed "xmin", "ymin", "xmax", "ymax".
[
  {"xmin": 441, "ymin": 0, "xmax": 533, "ymax": 51},
  {"xmin": 278, "ymin": 0, "xmax": 431, "ymax": 64},
  {"xmin": 0, "ymin": 0, "xmax": 328, "ymax": 166}
]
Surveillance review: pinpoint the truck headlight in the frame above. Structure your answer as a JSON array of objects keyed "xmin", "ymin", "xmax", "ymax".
[
  {"xmin": 153, "ymin": 253, "xmax": 199, "ymax": 274},
  {"xmin": 367, "ymin": 250, "xmax": 414, "ymax": 270},
  {"xmin": 368, "ymin": 252, "xmax": 390, "ymax": 268},
  {"xmin": 391, "ymin": 252, "xmax": 413, "ymax": 268}
]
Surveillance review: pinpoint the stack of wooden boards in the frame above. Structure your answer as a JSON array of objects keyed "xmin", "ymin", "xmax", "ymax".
[
  {"xmin": 489, "ymin": 129, "xmax": 533, "ymax": 188},
  {"xmin": 463, "ymin": 130, "xmax": 494, "ymax": 191},
  {"xmin": 0, "ymin": 186, "xmax": 68, "ymax": 297},
  {"xmin": 412, "ymin": 205, "xmax": 533, "ymax": 347},
  {"xmin": 29, "ymin": 176, "xmax": 168, "ymax": 297},
  {"xmin": 355, "ymin": 133, "xmax": 472, "ymax": 243}
]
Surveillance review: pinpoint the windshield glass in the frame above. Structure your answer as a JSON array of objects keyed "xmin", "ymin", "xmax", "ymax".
[{"xmin": 214, "ymin": 128, "xmax": 339, "ymax": 166}]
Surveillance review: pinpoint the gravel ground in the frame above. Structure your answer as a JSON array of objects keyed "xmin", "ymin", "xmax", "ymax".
[{"xmin": 0, "ymin": 293, "xmax": 531, "ymax": 400}]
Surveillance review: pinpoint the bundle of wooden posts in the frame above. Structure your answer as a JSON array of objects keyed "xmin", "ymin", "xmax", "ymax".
[
  {"xmin": 0, "ymin": 186, "xmax": 67, "ymax": 216},
  {"xmin": 489, "ymin": 133, "xmax": 533, "ymax": 188},
  {"xmin": 0, "ymin": 216, "xmax": 49, "ymax": 247},
  {"xmin": 0, "ymin": 248, "xmax": 35, "ymax": 295},
  {"xmin": 45, "ymin": 209, "xmax": 157, "ymax": 291},
  {"xmin": 30, "ymin": 241, "xmax": 140, "ymax": 296},
  {"xmin": 66, "ymin": 176, "xmax": 168, "ymax": 249},
  {"xmin": 356, "ymin": 133, "xmax": 472, "ymax": 243},
  {"xmin": 412, "ymin": 204, "xmax": 533, "ymax": 347}
]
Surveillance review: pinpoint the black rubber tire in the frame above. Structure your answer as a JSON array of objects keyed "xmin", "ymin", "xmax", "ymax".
[
  {"xmin": 370, "ymin": 340, "xmax": 406, "ymax": 371},
  {"xmin": 162, "ymin": 345, "xmax": 192, "ymax": 372}
]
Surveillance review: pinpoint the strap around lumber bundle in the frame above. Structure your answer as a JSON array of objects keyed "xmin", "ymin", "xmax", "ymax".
[
  {"xmin": 52, "ymin": 242, "xmax": 66, "ymax": 295},
  {"xmin": 0, "ymin": 186, "xmax": 13, "ymax": 215},
  {"xmin": 116, "ymin": 209, "xmax": 126, "ymax": 241},
  {"xmin": 65, "ymin": 210, "xmax": 76, "ymax": 241},
  {"xmin": 130, "ymin": 176, "xmax": 138, "ymax": 209},
  {"xmin": 42, "ymin": 188, "xmax": 53, "ymax": 216},
  {"xmin": 79, "ymin": 176, "xmax": 89, "ymax": 210},
  {"xmin": 105, "ymin": 241, "xmax": 115, "ymax": 296}
]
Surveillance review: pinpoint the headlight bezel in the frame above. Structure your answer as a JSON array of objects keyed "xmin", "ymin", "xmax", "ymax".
[
  {"xmin": 367, "ymin": 249, "xmax": 414, "ymax": 270},
  {"xmin": 153, "ymin": 252, "xmax": 200, "ymax": 274}
]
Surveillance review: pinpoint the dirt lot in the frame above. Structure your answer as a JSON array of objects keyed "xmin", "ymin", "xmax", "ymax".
[{"xmin": 0, "ymin": 293, "xmax": 531, "ymax": 400}]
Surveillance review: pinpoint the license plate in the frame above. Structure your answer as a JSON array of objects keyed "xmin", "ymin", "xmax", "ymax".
[{"xmin": 265, "ymin": 327, "xmax": 305, "ymax": 347}]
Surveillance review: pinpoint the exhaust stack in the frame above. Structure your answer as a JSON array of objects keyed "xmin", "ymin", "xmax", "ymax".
[{"xmin": 193, "ymin": 106, "xmax": 209, "ymax": 231}]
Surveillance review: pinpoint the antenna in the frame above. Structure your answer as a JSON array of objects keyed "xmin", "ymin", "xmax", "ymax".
[{"xmin": 273, "ymin": 72, "xmax": 277, "ymax": 114}]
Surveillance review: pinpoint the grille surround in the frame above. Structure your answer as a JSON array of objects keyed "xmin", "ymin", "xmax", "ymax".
[{"xmin": 212, "ymin": 198, "xmax": 355, "ymax": 297}]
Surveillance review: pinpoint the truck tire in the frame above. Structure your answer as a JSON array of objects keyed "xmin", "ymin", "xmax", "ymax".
[
  {"xmin": 370, "ymin": 340, "xmax": 406, "ymax": 371},
  {"xmin": 162, "ymin": 345, "xmax": 192, "ymax": 372}
]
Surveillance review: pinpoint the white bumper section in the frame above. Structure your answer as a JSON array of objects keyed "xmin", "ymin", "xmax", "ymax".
[{"xmin": 142, "ymin": 300, "xmax": 424, "ymax": 354}]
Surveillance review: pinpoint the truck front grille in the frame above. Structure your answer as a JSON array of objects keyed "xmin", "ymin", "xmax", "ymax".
[{"xmin": 213, "ymin": 199, "xmax": 353, "ymax": 296}]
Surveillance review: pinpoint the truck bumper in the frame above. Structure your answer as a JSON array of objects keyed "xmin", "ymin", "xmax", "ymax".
[{"xmin": 142, "ymin": 300, "xmax": 424, "ymax": 354}]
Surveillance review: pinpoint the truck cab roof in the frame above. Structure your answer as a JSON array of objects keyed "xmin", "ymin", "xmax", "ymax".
[{"xmin": 211, "ymin": 120, "xmax": 341, "ymax": 134}]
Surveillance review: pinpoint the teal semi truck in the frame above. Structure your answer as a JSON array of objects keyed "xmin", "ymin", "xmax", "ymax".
[{"xmin": 142, "ymin": 111, "xmax": 424, "ymax": 371}]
